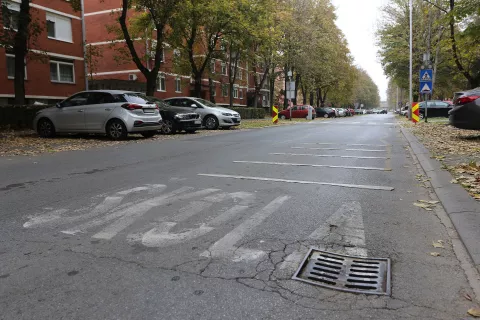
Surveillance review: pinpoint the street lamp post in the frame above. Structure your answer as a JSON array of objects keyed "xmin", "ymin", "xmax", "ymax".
[{"xmin": 409, "ymin": 0, "xmax": 413, "ymax": 120}]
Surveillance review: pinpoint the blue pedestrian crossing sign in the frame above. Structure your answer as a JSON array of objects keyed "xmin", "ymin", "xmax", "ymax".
[
  {"xmin": 419, "ymin": 69, "xmax": 433, "ymax": 94},
  {"xmin": 420, "ymin": 69, "xmax": 433, "ymax": 82}
]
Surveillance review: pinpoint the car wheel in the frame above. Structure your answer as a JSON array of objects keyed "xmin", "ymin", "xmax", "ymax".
[
  {"xmin": 324, "ymin": 114, "xmax": 329, "ymax": 118},
  {"xmin": 141, "ymin": 131, "xmax": 156, "ymax": 138},
  {"xmin": 204, "ymin": 115, "xmax": 219, "ymax": 130},
  {"xmin": 185, "ymin": 129, "xmax": 197, "ymax": 134},
  {"xmin": 160, "ymin": 120, "xmax": 176, "ymax": 134},
  {"xmin": 106, "ymin": 119, "xmax": 127, "ymax": 140},
  {"xmin": 37, "ymin": 118, "xmax": 56, "ymax": 138}
]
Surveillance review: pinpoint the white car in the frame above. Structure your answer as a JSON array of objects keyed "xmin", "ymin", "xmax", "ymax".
[
  {"xmin": 33, "ymin": 90, "xmax": 163, "ymax": 140},
  {"xmin": 337, "ymin": 108, "xmax": 347, "ymax": 117},
  {"xmin": 164, "ymin": 97, "xmax": 241, "ymax": 129}
]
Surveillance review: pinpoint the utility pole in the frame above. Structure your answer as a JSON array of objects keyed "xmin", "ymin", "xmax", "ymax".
[
  {"xmin": 408, "ymin": 0, "xmax": 413, "ymax": 120},
  {"xmin": 396, "ymin": 86, "xmax": 399, "ymax": 112}
]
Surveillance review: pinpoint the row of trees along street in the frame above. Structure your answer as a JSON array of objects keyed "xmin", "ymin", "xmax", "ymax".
[
  {"xmin": 379, "ymin": 0, "xmax": 480, "ymax": 108},
  {"xmin": 2, "ymin": 0, "xmax": 380, "ymax": 109}
]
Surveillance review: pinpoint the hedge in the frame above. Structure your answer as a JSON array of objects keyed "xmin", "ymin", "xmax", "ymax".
[
  {"xmin": 0, "ymin": 105, "xmax": 52, "ymax": 129},
  {"xmin": 230, "ymin": 107, "xmax": 266, "ymax": 119}
]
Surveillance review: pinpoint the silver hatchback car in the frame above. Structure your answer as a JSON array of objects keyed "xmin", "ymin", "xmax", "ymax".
[
  {"xmin": 33, "ymin": 90, "xmax": 163, "ymax": 140},
  {"xmin": 163, "ymin": 97, "xmax": 241, "ymax": 129}
]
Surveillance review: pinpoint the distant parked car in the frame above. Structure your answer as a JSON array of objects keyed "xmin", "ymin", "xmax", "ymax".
[
  {"xmin": 400, "ymin": 106, "xmax": 409, "ymax": 116},
  {"xmin": 418, "ymin": 100, "xmax": 453, "ymax": 119},
  {"xmin": 449, "ymin": 88, "xmax": 480, "ymax": 130},
  {"xmin": 164, "ymin": 97, "xmax": 240, "ymax": 129},
  {"xmin": 316, "ymin": 107, "xmax": 336, "ymax": 118},
  {"xmin": 279, "ymin": 105, "xmax": 316, "ymax": 120},
  {"xmin": 336, "ymin": 108, "xmax": 347, "ymax": 117},
  {"xmin": 34, "ymin": 90, "xmax": 162, "ymax": 140},
  {"xmin": 379, "ymin": 109, "xmax": 388, "ymax": 114},
  {"xmin": 147, "ymin": 97, "xmax": 202, "ymax": 134}
]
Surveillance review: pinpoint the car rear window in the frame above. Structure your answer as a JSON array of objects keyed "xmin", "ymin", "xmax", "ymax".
[{"xmin": 122, "ymin": 93, "xmax": 152, "ymax": 104}]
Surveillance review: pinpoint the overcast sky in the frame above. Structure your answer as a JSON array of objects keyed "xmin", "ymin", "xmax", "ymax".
[{"xmin": 331, "ymin": 0, "xmax": 389, "ymax": 101}]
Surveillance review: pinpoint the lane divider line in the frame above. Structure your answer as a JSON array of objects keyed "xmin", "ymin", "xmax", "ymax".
[
  {"xmin": 300, "ymin": 143, "xmax": 389, "ymax": 147},
  {"xmin": 292, "ymin": 147, "xmax": 386, "ymax": 152},
  {"xmin": 270, "ymin": 153, "xmax": 389, "ymax": 160},
  {"xmin": 198, "ymin": 174, "xmax": 394, "ymax": 191},
  {"xmin": 233, "ymin": 160, "xmax": 389, "ymax": 171}
]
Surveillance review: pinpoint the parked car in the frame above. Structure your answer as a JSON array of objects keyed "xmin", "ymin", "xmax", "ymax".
[
  {"xmin": 163, "ymin": 97, "xmax": 240, "ymax": 130},
  {"xmin": 449, "ymin": 88, "xmax": 480, "ymax": 130},
  {"xmin": 379, "ymin": 109, "xmax": 388, "ymax": 114},
  {"xmin": 33, "ymin": 90, "xmax": 162, "ymax": 140},
  {"xmin": 147, "ymin": 97, "xmax": 202, "ymax": 134},
  {"xmin": 417, "ymin": 100, "xmax": 453, "ymax": 119},
  {"xmin": 278, "ymin": 105, "xmax": 316, "ymax": 120},
  {"xmin": 400, "ymin": 106, "xmax": 409, "ymax": 116},
  {"xmin": 337, "ymin": 108, "xmax": 347, "ymax": 117},
  {"xmin": 316, "ymin": 107, "xmax": 336, "ymax": 118},
  {"xmin": 331, "ymin": 108, "xmax": 340, "ymax": 117}
]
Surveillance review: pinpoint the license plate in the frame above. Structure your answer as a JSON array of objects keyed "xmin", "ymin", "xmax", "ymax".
[
  {"xmin": 195, "ymin": 120, "xmax": 201, "ymax": 124},
  {"xmin": 143, "ymin": 109, "xmax": 154, "ymax": 114}
]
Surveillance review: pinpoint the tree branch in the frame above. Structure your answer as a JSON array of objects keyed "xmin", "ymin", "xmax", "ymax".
[{"xmin": 422, "ymin": 0, "xmax": 448, "ymax": 13}]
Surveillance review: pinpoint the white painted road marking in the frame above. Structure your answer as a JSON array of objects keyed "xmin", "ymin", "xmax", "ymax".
[
  {"xmin": 24, "ymin": 184, "xmax": 167, "ymax": 229},
  {"xmin": 280, "ymin": 202, "xmax": 367, "ymax": 271},
  {"xmin": 198, "ymin": 174, "xmax": 394, "ymax": 191},
  {"xmin": 233, "ymin": 160, "xmax": 388, "ymax": 171},
  {"xmin": 201, "ymin": 196, "xmax": 290, "ymax": 261},
  {"xmin": 270, "ymin": 153, "xmax": 388, "ymax": 160},
  {"xmin": 292, "ymin": 147, "xmax": 385, "ymax": 152},
  {"xmin": 91, "ymin": 188, "xmax": 220, "ymax": 240},
  {"xmin": 300, "ymin": 143, "xmax": 389, "ymax": 148}
]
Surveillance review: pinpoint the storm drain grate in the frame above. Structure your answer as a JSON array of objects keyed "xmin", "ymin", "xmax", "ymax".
[{"xmin": 292, "ymin": 248, "xmax": 391, "ymax": 295}]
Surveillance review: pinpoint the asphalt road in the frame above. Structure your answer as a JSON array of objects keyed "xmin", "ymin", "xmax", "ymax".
[{"xmin": 0, "ymin": 114, "xmax": 478, "ymax": 319}]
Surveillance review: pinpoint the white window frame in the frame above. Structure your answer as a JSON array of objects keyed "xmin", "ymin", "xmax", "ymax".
[
  {"xmin": 175, "ymin": 77, "xmax": 181, "ymax": 93},
  {"xmin": 3, "ymin": 2, "xmax": 20, "ymax": 31},
  {"xmin": 6, "ymin": 54, "xmax": 27, "ymax": 80},
  {"xmin": 210, "ymin": 60, "xmax": 215, "ymax": 73},
  {"xmin": 233, "ymin": 86, "xmax": 238, "ymax": 99},
  {"xmin": 50, "ymin": 60, "xmax": 75, "ymax": 84},
  {"xmin": 236, "ymin": 68, "xmax": 242, "ymax": 80},
  {"xmin": 222, "ymin": 84, "xmax": 228, "ymax": 97},
  {"xmin": 46, "ymin": 12, "xmax": 73, "ymax": 43},
  {"xmin": 221, "ymin": 62, "xmax": 227, "ymax": 76},
  {"xmin": 157, "ymin": 73, "xmax": 166, "ymax": 92}
]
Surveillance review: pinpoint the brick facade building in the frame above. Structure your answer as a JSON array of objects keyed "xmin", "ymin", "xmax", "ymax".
[
  {"xmin": 0, "ymin": 0, "xmax": 86, "ymax": 105},
  {"xmin": 1, "ymin": 0, "xmax": 271, "ymax": 108}
]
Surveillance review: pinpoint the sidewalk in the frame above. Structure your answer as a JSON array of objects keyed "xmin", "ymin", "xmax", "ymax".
[{"xmin": 401, "ymin": 120, "xmax": 480, "ymax": 273}]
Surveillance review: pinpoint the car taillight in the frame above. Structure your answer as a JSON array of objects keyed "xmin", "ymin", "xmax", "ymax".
[
  {"xmin": 122, "ymin": 103, "xmax": 143, "ymax": 110},
  {"xmin": 457, "ymin": 95, "xmax": 480, "ymax": 105}
]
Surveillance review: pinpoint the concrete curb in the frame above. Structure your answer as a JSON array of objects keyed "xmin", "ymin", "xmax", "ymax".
[{"xmin": 401, "ymin": 127, "xmax": 480, "ymax": 269}]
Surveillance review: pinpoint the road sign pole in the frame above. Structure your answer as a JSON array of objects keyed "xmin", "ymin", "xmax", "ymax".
[{"xmin": 425, "ymin": 94, "xmax": 428, "ymax": 123}]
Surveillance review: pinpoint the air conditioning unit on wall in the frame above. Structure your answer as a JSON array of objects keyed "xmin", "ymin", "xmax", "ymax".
[{"xmin": 128, "ymin": 74, "xmax": 138, "ymax": 81}]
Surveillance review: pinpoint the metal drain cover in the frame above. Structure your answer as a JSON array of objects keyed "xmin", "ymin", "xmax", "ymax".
[{"xmin": 292, "ymin": 248, "xmax": 391, "ymax": 295}]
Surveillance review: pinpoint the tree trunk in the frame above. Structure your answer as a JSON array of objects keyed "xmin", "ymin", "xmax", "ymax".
[
  {"xmin": 193, "ymin": 74, "xmax": 202, "ymax": 97},
  {"xmin": 145, "ymin": 74, "xmax": 157, "ymax": 96},
  {"xmin": 229, "ymin": 82, "xmax": 234, "ymax": 108},
  {"xmin": 294, "ymin": 73, "xmax": 300, "ymax": 105},
  {"xmin": 269, "ymin": 74, "xmax": 275, "ymax": 111},
  {"xmin": 253, "ymin": 88, "xmax": 259, "ymax": 108},
  {"xmin": 13, "ymin": 0, "xmax": 31, "ymax": 105}
]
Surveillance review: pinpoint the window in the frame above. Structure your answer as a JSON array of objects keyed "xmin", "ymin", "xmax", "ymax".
[
  {"xmin": 233, "ymin": 86, "xmax": 238, "ymax": 99},
  {"xmin": 89, "ymin": 92, "xmax": 116, "ymax": 104},
  {"xmin": 175, "ymin": 77, "xmax": 181, "ymax": 93},
  {"xmin": 221, "ymin": 62, "xmax": 227, "ymax": 75},
  {"xmin": 236, "ymin": 68, "xmax": 242, "ymax": 80},
  {"xmin": 239, "ymin": 88, "xmax": 243, "ymax": 99},
  {"xmin": 157, "ymin": 73, "xmax": 166, "ymax": 91},
  {"xmin": 210, "ymin": 60, "xmax": 215, "ymax": 73},
  {"xmin": 62, "ymin": 92, "xmax": 90, "ymax": 107},
  {"xmin": 46, "ymin": 13, "xmax": 72, "ymax": 42},
  {"xmin": 230, "ymin": 65, "xmax": 235, "ymax": 77},
  {"xmin": 2, "ymin": 2, "xmax": 20, "ymax": 30},
  {"xmin": 50, "ymin": 60, "xmax": 74, "ymax": 83},
  {"xmin": 6, "ymin": 54, "xmax": 26, "ymax": 79},
  {"xmin": 173, "ymin": 49, "xmax": 181, "ymax": 59},
  {"xmin": 222, "ymin": 84, "xmax": 228, "ymax": 97}
]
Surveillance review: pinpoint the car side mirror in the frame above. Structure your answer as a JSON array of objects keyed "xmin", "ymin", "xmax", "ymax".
[{"xmin": 56, "ymin": 102, "xmax": 62, "ymax": 108}]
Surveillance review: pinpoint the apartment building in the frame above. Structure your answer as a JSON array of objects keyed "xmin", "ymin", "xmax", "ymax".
[{"xmin": 0, "ymin": 0, "xmax": 86, "ymax": 105}]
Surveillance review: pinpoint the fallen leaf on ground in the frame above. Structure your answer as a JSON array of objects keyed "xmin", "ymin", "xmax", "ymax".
[
  {"xmin": 419, "ymin": 200, "xmax": 439, "ymax": 205},
  {"xmin": 413, "ymin": 202, "xmax": 434, "ymax": 211},
  {"xmin": 451, "ymin": 179, "xmax": 458, "ymax": 184},
  {"xmin": 432, "ymin": 241, "xmax": 445, "ymax": 248},
  {"xmin": 430, "ymin": 252, "xmax": 441, "ymax": 257},
  {"xmin": 464, "ymin": 293, "xmax": 472, "ymax": 301},
  {"xmin": 468, "ymin": 308, "xmax": 480, "ymax": 317}
]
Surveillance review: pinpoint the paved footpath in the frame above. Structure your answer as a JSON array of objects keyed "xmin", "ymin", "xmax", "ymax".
[{"xmin": 1, "ymin": 114, "xmax": 479, "ymax": 319}]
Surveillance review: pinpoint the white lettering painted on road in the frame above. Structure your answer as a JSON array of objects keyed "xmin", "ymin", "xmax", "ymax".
[
  {"xmin": 270, "ymin": 153, "xmax": 388, "ymax": 160},
  {"xmin": 201, "ymin": 196, "xmax": 290, "ymax": 261},
  {"xmin": 233, "ymin": 160, "xmax": 387, "ymax": 171},
  {"xmin": 198, "ymin": 174, "xmax": 394, "ymax": 191}
]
